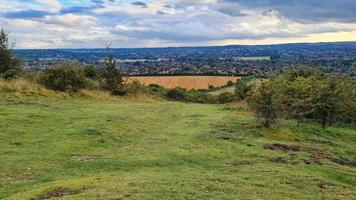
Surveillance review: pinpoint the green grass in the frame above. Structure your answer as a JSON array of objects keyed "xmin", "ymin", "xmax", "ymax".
[
  {"xmin": 0, "ymin": 94, "xmax": 355, "ymax": 199},
  {"xmin": 208, "ymin": 86, "xmax": 235, "ymax": 95}
]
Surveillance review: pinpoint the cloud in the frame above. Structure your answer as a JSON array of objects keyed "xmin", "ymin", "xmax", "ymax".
[
  {"xmin": 42, "ymin": 14, "xmax": 97, "ymax": 27},
  {"xmin": 1, "ymin": 0, "xmax": 356, "ymax": 48},
  {"xmin": 221, "ymin": 0, "xmax": 356, "ymax": 23},
  {"xmin": 131, "ymin": 1, "xmax": 148, "ymax": 8}
]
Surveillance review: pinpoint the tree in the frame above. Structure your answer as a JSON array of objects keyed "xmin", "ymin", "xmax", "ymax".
[
  {"xmin": 248, "ymin": 78, "xmax": 280, "ymax": 128},
  {"xmin": 235, "ymin": 77, "xmax": 252, "ymax": 100},
  {"xmin": 101, "ymin": 54, "xmax": 126, "ymax": 93},
  {"xmin": 0, "ymin": 28, "xmax": 22, "ymax": 79},
  {"xmin": 339, "ymin": 77, "xmax": 356, "ymax": 123},
  {"xmin": 278, "ymin": 75, "xmax": 315, "ymax": 125},
  {"xmin": 312, "ymin": 77, "xmax": 345, "ymax": 128}
]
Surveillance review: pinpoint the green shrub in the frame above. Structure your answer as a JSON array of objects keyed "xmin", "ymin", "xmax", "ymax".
[
  {"xmin": 127, "ymin": 80, "xmax": 146, "ymax": 95},
  {"xmin": 187, "ymin": 91, "xmax": 215, "ymax": 103},
  {"xmin": 166, "ymin": 87, "xmax": 187, "ymax": 101},
  {"xmin": 227, "ymin": 80, "xmax": 234, "ymax": 86},
  {"xmin": 39, "ymin": 64, "xmax": 86, "ymax": 92},
  {"xmin": 217, "ymin": 92, "xmax": 236, "ymax": 104},
  {"xmin": 235, "ymin": 78, "xmax": 252, "ymax": 100},
  {"xmin": 111, "ymin": 88, "xmax": 128, "ymax": 96},
  {"xmin": 84, "ymin": 65, "xmax": 97, "ymax": 79},
  {"xmin": 85, "ymin": 78, "xmax": 101, "ymax": 90},
  {"xmin": 208, "ymin": 85, "xmax": 215, "ymax": 90}
]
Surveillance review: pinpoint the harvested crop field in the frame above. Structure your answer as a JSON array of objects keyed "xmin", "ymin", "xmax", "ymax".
[{"xmin": 131, "ymin": 76, "xmax": 239, "ymax": 89}]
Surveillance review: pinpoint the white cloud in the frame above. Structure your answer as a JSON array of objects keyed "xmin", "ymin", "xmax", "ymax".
[
  {"xmin": 0, "ymin": 0, "xmax": 355, "ymax": 48},
  {"xmin": 42, "ymin": 14, "xmax": 97, "ymax": 27}
]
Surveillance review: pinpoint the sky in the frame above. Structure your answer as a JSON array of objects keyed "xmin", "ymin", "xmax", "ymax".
[{"xmin": 1, "ymin": 0, "xmax": 356, "ymax": 49}]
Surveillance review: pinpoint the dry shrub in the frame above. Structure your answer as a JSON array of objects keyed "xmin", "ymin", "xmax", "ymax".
[{"xmin": 0, "ymin": 78, "xmax": 61, "ymax": 96}]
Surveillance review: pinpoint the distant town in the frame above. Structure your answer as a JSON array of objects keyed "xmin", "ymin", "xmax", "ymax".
[{"xmin": 15, "ymin": 42, "xmax": 356, "ymax": 76}]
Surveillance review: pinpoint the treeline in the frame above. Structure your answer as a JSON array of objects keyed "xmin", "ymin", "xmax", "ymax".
[{"xmin": 246, "ymin": 68, "xmax": 356, "ymax": 128}]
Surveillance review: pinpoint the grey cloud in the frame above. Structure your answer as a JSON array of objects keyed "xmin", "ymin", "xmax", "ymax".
[
  {"xmin": 131, "ymin": 1, "xmax": 148, "ymax": 8},
  {"xmin": 221, "ymin": 0, "xmax": 356, "ymax": 23}
]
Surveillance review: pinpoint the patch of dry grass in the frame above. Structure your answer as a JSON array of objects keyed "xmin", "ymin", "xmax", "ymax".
[
  {"xmin": 0, "ymin": 78, "xmax": 64, "ymax": 97},
  {"xmin": 0, "ymin": 79, "xmax": 160, "ymax": 102}
]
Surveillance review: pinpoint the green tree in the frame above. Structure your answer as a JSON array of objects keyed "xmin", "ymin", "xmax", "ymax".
[
  {"xmin": 339, "ymin": 77, "xmax": 356, "ymax": 123},
  {"xmin": 0, "ymin": 28, "xmax": 22, "ymax": 79},
  {"xmin": 312, "ymin": 77, "xmax": 346, "ymax": 128},
  {"xmin": 235, "ymin": 77, "xmax": 252, "ymax": 100},
  {"xmin": 248, "ymin": 78, "xmax": 280, "ymax": 128},
  {"xmin": 278, "ymin": 75, "xmax": 315, "ymax": 125},
  {"xmin": 101, "ymin": 54, "xmax": 126, "ymax": 93}
]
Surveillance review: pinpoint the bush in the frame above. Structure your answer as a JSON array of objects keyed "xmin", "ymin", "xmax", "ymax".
[
  {"xmin": 187, "ymin": 91, "xmax": 215, "ymax": 103},
  {"xmin": 166, "ymin": 87, "xmax": 187, "ymax": 101},
  {"xmin": 235, "ymin": 77, "xmax": 253, "ymax": 100},
  {"xmin": 39, "ymin": 64, "xmax": 86, "ymax": 92},
  {"xmin": 217, "ymin": 92, "xmax": 236, "ymax": 104},
  {"xmin": 127, "ymin": 80, "xmax": 146, "ymax": 95},
  {"xmin": 111, "ymin": 88, "xmax": 128, "ymax": 96},
  {"xmin": 208, "ymin": 85, "xmax": 215, "ymax": 90},
  {"xmin": 227, "ymin": 80, "xmax": 234, "ymax": 86},
  {"xmin": 84, "ymin": 65, "xmax": 97, "ymax": 79},
  {"xmin": 247, "ymin": 67, "xmax": 356, "ymax": 128}
]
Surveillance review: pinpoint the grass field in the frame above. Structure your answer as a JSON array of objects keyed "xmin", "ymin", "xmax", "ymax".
[
  {"xmin": 131, "ymin": 76, "xmax": 239, "ymax": 89},
  {"xmin": 0, "ymin": 94, "xmax": 355, "ymax": 199},
  {"xmin": 208, "ymin": 86, "xmax": 236, "ymax": 95}
]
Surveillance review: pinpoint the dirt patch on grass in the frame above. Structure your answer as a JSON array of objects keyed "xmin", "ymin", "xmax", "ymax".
[
  {"xmin": 38, "ymin": 188, "xmax": 74, "ymax": 199},
  {"xmin": 332, "ymin": 158, "xmax": 356, "ymax": 167},
  {"xmin": 264, "ymin": 143, "xmax": 302, "ymax": 152},
  {"xmin": 218, "ymin": 134, "xmax": 237, "ymax": 141},
  {"xmin": 269, "ymin": 157, "xmax": 290, "ymax": 164},
  {"xmin": 230, "ymin": 160, "xmax": 255, "ymax": 166},
  {"xmin": 306, "ymin": 148, "xmax": 331, "ymax": 165},
  {"xmin": 83, "ymin": 128, "xmax": 103, "ymax": 136}
]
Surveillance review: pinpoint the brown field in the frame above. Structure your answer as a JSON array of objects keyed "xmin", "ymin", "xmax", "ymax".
[{"xmin": 130, "ymin": 76, "xmax": 239, "ymax": 89}]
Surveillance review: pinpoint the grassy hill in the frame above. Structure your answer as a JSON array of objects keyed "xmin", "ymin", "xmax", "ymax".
[{"xmin": 0, "ymin": 94, "xmax": 355, "ymax": 199}]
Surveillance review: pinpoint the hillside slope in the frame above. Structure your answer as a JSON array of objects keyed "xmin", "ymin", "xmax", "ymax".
[{"xmin": 0, "ymin": 94, "xmax": 355, "ymax": 199}]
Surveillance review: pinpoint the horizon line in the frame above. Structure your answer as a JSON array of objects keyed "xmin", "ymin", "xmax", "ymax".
[{"xmin": 14, "ymin": 40, "xmax": 356, "ymax": 50}]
